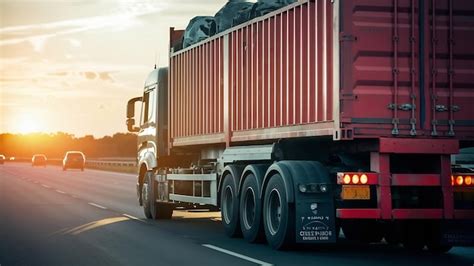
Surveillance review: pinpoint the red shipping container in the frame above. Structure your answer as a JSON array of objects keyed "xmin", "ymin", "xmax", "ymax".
[{"xmin": 168, "ymin": 0, "xmax": 474, "ymax": 149}]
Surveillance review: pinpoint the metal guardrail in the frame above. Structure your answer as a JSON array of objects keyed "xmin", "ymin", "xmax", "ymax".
[
  {"xmin": 6, "ymin": 157, "xmax": 136, "ymax": 167},
  {"xmin": 86, "ymin": 160, "xmax": 136, "ymax": 167}
]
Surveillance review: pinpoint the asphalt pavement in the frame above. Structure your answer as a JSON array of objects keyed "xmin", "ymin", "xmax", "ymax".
[{"xmin": 1, "ymin": 163, "xmax": 473, "ymax": 266}]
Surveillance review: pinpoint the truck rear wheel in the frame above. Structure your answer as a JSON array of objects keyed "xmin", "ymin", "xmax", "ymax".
[
  {"xmin": 342, "ymin": 220, "xmax": 383, "ymax": 243},
  {"xmin": 426, "ymin": 243, "xmax": 452, "ymax": 254},
  {"xmin": 426, "ymin": 222, "xmax": 452, "ymax": 253},
  {"xmin": 263, "ymin": 173, "xmax": 294, "ymax": 250},
  {"xmin": 401, "ymin": 221, "xmax": 425, "ymax": 251},
  {"xmin": 221, "ymin": 172, "xmax": 241, "ymax": 237},
  {"xmin": 239, "ymin": 173, "xmax": 264, "ymax": 243}
]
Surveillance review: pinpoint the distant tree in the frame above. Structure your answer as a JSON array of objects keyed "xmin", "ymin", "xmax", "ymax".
[{"xmin": 0, "ymin": 132, "xmax": 137, "ymax": 159}]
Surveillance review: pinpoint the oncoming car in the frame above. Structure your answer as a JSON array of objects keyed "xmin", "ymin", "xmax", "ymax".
[
  {"xmin": 0, "ymin": 154, "xmax": 5, "ymax": 165},
  {"xmin": 32, "ymin": 154, "xmax": 47, "ymax": 167},
  {"xmin": 62, "ymin": 151, "xmax": 85, "ymax": 171}
]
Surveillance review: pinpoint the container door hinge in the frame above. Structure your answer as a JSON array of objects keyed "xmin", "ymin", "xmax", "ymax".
[
  {"xmin": 448, "ymin": 120, "xmax": 455, "ymax": 137},
  {"xmin": 434, "ymin": 105, "xmax": 459, "ymax": 112},
  {"xmin": 391, "ymin": 118, "xmax": 399, "ymax": 136},
  {"xmin": 387, "ymin": 103, "xmax": 416, "ymax": 111},
  {"xmin": 431, "ymin": 119, "xmax": 438, "ymax": 136},
  {"xmin": 409, "ymin": 118, "xmax": 417, "ymax": 136}
]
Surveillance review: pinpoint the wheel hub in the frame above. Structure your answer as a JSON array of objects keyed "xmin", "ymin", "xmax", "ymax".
[
  {"xmin": 222, "ymin": 185, "xmax": 234, "ymax": 224},
  {"xmin": 142, "ymin": 183, "xmax": 149, "ymax": 203},
  {"xmin": 243, "ymin": 187, "xmax": 256, "ymax": 230},
  {"xmin": 267, "ymin": 188, "xmax": 282, "ymax": 236}
]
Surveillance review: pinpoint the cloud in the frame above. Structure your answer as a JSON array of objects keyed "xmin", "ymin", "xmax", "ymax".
[
  {"xmin": 67, "ymin": 38, "xmax": 81, "ymax": 48},
  {"xmin": 83, "ymin": 72, "xmax": 97, "ymax": 80},
  {"xmin": 0, "ymin": 1, "xmax": 166, "ymax": 52}
]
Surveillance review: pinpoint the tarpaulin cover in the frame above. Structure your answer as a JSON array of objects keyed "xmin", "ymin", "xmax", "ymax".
[
  {"xmin": 233, "ymin": 0, "xmax": 296, "ymax": 27},
  {"xmin": 215, "ymin": 0, "xmax": 254, "ymax": 33},
  {"xmin": 183, "ymin": 16, "xmax": 217, "ymax": 48}
]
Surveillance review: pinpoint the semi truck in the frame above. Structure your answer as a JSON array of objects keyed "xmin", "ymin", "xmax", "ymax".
[{"xmin": 126, "ymin": 0, "xmax": 474, "ymax": 251}]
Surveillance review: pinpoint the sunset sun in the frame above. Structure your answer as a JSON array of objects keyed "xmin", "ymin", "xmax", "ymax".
[{"xmin": 15, "ymin": 113, "xmax": 44, "ymax": 134}]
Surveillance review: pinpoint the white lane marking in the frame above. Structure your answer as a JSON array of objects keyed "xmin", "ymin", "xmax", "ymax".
[
  {"xmin": 122, "ymin": 213, "xmax": 139, "ymax": 220},
  {"xmin": 88, "ymin": 202, "xmax": 107, "ymax": 210},
  {"xmin": 122, "ymin": 213, "xmax": 145, "ymax": 223},
  {"xmin": 41, "ymin": 184, "xmax": 51, "ymax": 188},
  {"xmin": 202, "ymin": 244, "xmax": 273, "ymax": 266},
  {"xmin": 56, "ymin": 190, "xmax": 66, "ymax": 194},
  {"xmin": 33, "ymin": 181, "xmax": 39, "ymax": 184}
]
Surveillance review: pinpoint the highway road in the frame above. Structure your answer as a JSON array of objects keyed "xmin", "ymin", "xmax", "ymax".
[{"xmin": 1, "ymin": 163, "xmax": 473, "ymax": 266}]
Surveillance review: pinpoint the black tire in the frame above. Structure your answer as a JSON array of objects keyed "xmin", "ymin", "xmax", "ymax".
[
  {"xmin": 239, "ymin": 174, "xmax": 264, "ymax": 243},
  {"xmin": 402, "ymin": 222, "xmax": 425, "ymax": 251},
  {"xmin": 221, "ymin": 172, "xmax": 241, "ymax": 237},
  {"xmin": 144, "ymin": 171, "xmax": 173, "ymax": 220},
  {"xmin": 342, "ymin": 220, "xmax": 383, "ymax": 243},
  {"xmin": 384, "ymin": 231, "xmax": 401, "ymax": 245},
  {"xmin": 426, "ymin": 243, "xmax": 452, "ymax": 254},
  {"xmin": 263, "ymin": 173, "xmax": 294, "ymax": 250},
  {"xmin": 142, "ymin": 172, "xmax": 153, "ymax": 219},
  {"xmin": 150, "ymin": 180, "xmax": 173, "ymax": 220},
  {"xmin": 425, "ymin": 222, "xmax": 452, "ymax": 254},
  {"xmin": 152, "ymin": 203, "xmax": 173, "ymax": 220}
]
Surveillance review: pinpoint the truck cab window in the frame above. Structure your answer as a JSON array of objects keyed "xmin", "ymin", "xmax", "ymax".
[{"xmin": 140, "ymin": 88, "xmax": 157, "ymax": 127}]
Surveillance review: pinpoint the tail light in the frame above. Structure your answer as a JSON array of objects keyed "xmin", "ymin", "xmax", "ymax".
[
  {"xmin": 337, "ymin": 172, "xmax": 377, "ymax": 185},
  {"xmin": 452, "ymin": 174, "xmax": 473, "ymax": 187}
]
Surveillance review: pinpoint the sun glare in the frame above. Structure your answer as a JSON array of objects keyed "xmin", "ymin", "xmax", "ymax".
[
  {"xmin": 17, "ymin": 119, "xmax": 40, "ymax": 133},
  {"xmin": 14, "ymin": 113, "xmax": 45, "ymax": 134}
]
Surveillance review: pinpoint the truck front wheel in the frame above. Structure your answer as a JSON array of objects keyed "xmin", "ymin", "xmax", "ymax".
[
  {"xmin": 143, "ymin": 171, "xmax": 173, "ymax": 220},
  {"xmin": 142, "ymin": 172, "xmax": 153, "ymax": 219},
  {"xmin": 263, "ymin": 173, "xmax": 294, "ymax": 250}
]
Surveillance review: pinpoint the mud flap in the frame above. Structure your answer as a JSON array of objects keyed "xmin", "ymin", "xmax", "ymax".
[
  {"xmin": 441, "ymin": 220, "xmax": 474, "ymax": 246},
  {"xmin": 295, "ymin": 199, "xmax": 337, "ymax": 243}
]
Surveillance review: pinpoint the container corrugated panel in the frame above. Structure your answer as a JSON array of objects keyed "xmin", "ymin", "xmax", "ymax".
[
  {"xmin": 170, "ymin": 0, "xmax": 337, "ymax": 147},
  {"xmin": 229, "ymin": 0, "xmax": 335, "ymax": 140},
  {"xmin": 169, "ymin": 37, "xmax": 225, "ymax": 146},
  {"xmin": 340, "ymin": 0, "xmax": 474, "ymax": 139}
]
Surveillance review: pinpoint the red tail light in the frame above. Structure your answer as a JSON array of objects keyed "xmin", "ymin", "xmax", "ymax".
[
  {"xmin": 452, "ymin": 174, "xmax": 474, "ymax": 187},
  {"xmin": 465, "ymin": 176, "xmax": 472, "ymax": 185},
  {"xmin": 337, "ymin": 172, "xmax": 377, "ymax": 185}
]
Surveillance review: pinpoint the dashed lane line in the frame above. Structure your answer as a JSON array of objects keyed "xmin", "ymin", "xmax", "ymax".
[
  {"xmin": 56, "ymin": 189, "xmax": 66, "ymax": 194},
  {"xmin": 202, "ymin": 244, "xmax": 273, "ymax": 266},
  {"xmin": 88, "ymin": 202, "xmax": 107, "ymax": 210},
  {"xmin": 41, "ymin": 184, "xmax": 51, "ymax": 188},
  {"xmin": 122, "ymin": 213, "xmax": 146, "ymax": 223}
]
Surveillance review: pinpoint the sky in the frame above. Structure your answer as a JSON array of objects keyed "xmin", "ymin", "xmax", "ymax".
[{"xmin": 0, "ymin": 0, "xmax": 227, "ymax": 137}]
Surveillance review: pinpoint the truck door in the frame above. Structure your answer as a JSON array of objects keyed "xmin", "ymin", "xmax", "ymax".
[{"xmin": 340, "ymin": 0, "xmax": 474, "ymax": 138}]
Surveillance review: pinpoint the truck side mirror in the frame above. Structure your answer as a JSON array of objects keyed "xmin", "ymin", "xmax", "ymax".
[{"xmin": 126, "ymin": 96, "xmax": 142, "ymax": 132}]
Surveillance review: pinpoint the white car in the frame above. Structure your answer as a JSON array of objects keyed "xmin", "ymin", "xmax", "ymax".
[{"xmin": 62, "ymin": 151, "xmax": 85, "ymax": 171}]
